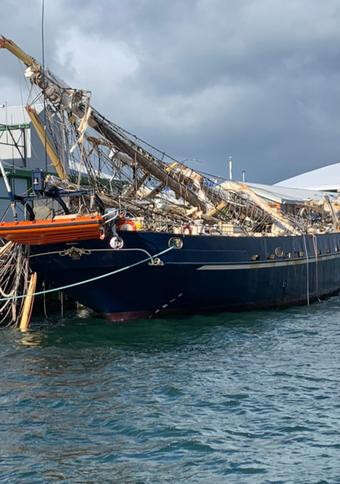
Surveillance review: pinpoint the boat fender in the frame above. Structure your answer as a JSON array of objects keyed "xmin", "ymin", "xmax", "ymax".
[
  {"xmin": 99, "ymin": 226, "xmax": 106, "ymax": 240},
  {"xmin": 109, "ymin": 236, "xmax": 124, "ymax": 249},
  {"xmin": 168, "ymin": 237, "xmax": 183, "ymax": 249},
  {"xmin": 116, "ymin": 218, "xmax": 137, "ymax": 232}
]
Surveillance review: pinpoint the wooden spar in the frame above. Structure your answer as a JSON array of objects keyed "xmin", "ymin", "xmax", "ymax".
[
  {"xmin": 88, "ymin": 112, "xmax": 208, "ymax": 211},
  {"xmin": 221, "ymin": 181, "xmax": 298, "ymax": 234},
  {"xmin": 0, "ymin": 36, "xmax": 36, "ymax": 67},
  {"xmin": 1, "ymin": 37, "xmax": 78, "ymax": 124},
  {"xmin": 19, "ymin": 272, "xmax": 37, "ymax": 332},
  {"xmin": 0, "ymin": 36, "xmax": 301, "ymax": 227},
  {"xmin": 165, "ymin": 161, "xmax": 179, "ymax": 172},
  {"xmin": 1, "ymin": 36, "xmax": 210, "ymax": 211},
  {"xmin": 0, "ymin": 241, "xmax": 14, "ymax": 257},
  {"xmin": 124, "ymin": 171, "xmax": 149, "ymax": 197},
  {"xmin": 206, "ymin": 201, "xmax": 227, "ymax": 218},
  {"xmin": 25, "ymin": 106, "xmax": 69, "ymax": 181}
]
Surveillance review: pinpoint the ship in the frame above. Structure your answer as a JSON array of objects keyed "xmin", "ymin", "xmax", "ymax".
[{"xmin": 0, "ymin": 36, "xmax": 340, "ymax": 324}]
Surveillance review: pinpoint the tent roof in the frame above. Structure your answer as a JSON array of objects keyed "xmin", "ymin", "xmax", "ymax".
[
  {"xmin": 219, "ymin": 180, "xmax": 337, "ymax": 204},
  {"xmin": 275, "ymin": 162, "xmax": 340, "ymax": 191}
]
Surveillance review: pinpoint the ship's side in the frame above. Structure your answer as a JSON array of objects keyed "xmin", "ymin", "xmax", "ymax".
[{"xmin": 30, "ymin": 231, "xmax": 340, "ymax": 321}]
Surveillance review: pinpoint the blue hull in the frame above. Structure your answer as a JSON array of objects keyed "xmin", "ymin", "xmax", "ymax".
[{"xmin": 30, "ymin": 231, "xmax": 340, "ymax": 321}]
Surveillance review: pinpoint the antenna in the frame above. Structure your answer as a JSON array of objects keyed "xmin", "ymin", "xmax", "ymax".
[{"xmin": 228, "ymin": 155, "xmax": 233, "ymax": 181}]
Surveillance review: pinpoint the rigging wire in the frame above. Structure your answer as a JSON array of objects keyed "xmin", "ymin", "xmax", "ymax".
[{"xmin": 41, "ymin": 0, "xmax": 48, "ymax": 173}]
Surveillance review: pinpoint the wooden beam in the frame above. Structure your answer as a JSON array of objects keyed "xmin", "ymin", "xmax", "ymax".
[
  {"xmin": 221, "ymin": 181, "xmax": 298, "ymax": 234},
  {"xmin": 0, "ymin": 36, "xmax": 37, "ymax": 67},
  {"xmin": 124, "ymin": 171, "xmax": 149, "ymax": 197},
  {"xmin": 19, "ymin": 272, "xmax": 37, "ymax": 332},
  {"xmin": 206, "ymin": 201, "xmax": 227, "ymax": 218},
  {"xmin": 26, "ymin": 106, "xmax": 69, "ymax": 181}
]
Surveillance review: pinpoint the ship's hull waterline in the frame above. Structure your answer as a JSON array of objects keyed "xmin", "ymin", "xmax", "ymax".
[{"xmin": 29, "ymin": 230, "xmax": 340, "ymax": 321}]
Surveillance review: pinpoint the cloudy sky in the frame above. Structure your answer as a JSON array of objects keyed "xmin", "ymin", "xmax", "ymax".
[{"xmin": 1, "ymin": 0, "xmax": 340, "ymax": 183}]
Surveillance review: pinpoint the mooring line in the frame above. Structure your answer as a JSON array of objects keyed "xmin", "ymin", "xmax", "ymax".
[
  {"xmin": 302, "ymin": 234, "xmax": 310, "ymax": 306},
  {"xmin": 0, "ymin": 247, "xmax": 173, "ymax": 303}
]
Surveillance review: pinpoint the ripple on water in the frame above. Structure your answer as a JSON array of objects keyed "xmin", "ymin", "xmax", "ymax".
[{"xmin": 0, "ymin": 297, "xmax": 340, "ymax": 482}]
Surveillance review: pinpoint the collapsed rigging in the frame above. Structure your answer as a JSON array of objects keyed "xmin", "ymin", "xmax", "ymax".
[{"xmin": 0, "ymin": 35, "xmax": 339, "ymax": 237}]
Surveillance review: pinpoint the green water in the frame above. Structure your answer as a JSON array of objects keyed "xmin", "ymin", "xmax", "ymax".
[{"xmin": 1, "ymin": 299, "xmax": 339, "ymax": 482}]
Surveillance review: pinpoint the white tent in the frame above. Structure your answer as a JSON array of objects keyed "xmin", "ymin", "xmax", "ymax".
[
  {"xmin": 219, "ymin": 181, "xmax": 337, "ymax": 205},
  {"xmin": 276, "ymin": 162, "xmax": 340, "ymax": 192}
]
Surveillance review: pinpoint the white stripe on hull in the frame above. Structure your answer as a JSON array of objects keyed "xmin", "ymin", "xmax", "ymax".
[{"xmin": 197, "ymin": 254, "xmax": 339, "ymax": 270}]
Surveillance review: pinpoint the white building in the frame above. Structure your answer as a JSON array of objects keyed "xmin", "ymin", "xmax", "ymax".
[
  {"xmin": 0, "ymin": 104, "xmax": 57, "ymax": 170},
  {"xmin": 0, "ymin": 104, "xmax": 57, "ymax": 219}
]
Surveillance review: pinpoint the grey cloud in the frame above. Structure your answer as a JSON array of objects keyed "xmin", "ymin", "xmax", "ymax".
[{"xmin": 1, "ymin": 0, "xmax": 340, "ymax": 183}]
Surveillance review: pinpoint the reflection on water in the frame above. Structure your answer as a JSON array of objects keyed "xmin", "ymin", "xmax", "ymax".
[
  {"xmin": 1, "ymin": 297, "xmax": 340, "ymax": 482},
  {"xmin": 19, "ymin": 331, "xmax": 45, "ymax": 348},
  {"xmin": 20, "ymin": 306, "xmax": 280, "ymax": 350}
]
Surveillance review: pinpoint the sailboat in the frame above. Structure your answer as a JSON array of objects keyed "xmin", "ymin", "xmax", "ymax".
[{"xmin": 1, "ymin": 36, "xmax": 340, "ymax": 321}]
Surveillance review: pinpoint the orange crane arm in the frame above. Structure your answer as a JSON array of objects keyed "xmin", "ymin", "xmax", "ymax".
[{"xmin": 0, "ymin": 35, "xmax": 37, "ymax": 67}]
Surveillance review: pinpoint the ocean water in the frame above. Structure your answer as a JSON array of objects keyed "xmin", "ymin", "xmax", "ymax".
[{"xmin": 0, "ymin": 298, "xmax": 339, "ymax": 483}]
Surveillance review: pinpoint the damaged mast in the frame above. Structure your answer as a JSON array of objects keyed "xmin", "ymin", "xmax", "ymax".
[{"xmin": 1, "ymin": 35, "xmax": 339, "ymax": 236}]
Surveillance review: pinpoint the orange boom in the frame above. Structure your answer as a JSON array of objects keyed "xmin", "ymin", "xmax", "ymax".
[{"xmin": 0, "ymin": 214, "xmax": 104, "ymax": 245}]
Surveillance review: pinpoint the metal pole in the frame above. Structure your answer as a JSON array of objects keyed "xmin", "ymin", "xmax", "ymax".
[
  {"xmin": 242, "ymin": 170, "xmax": 246, "ymax": 182},
  {"xmin": 0, "ymin": 158, "xmax": 17, "ymax": 219}
]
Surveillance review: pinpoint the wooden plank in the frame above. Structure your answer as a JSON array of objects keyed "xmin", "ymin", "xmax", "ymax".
[
  {"xmin": 19, "ymin": 272, "xmax": 37, "ymax": 332},
  {"xmin": 222, "ymin": 181, "xmax": 298, "ymax": 234}
]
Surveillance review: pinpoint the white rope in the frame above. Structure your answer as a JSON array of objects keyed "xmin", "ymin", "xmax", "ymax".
[
  {"xmin": 303, "ymin": 234, "xmax": 310, "ymax": 306},
  {"xmin": 30, "ymin": 247, "xmax": 155, "ymax": 261},
  {"xmin": 312, "ymin": 234, "xmax": 320, "ymax": 302},
  {"xmin": 0, "ymin": 246, "xmax": 174, "ymax": 303},
  {"xmin": 0, "ymin": 244, "xmax": 30, "ymax": 327}
]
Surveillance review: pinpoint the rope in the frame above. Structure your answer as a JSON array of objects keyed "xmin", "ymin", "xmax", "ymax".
[
  {"xmin": 312, "ymin": 234, "xmax": 321, "ymax": 302},
  {"xmin": 42, "ymin": 281, "xmax": 48, "ymax": 318},
  {"xmin": 302, "ymin": 234, "xmax": 310, "ymax": 306},
  {"xmin": 41, "ymin": 0, "xmax": 48, "ymax": 173},
  {"xmin": 0, "ymin": 244, "xmax": 30, "ymax": 327},
  {"xmin": 30, "ymin": 247, "xmax": 155, "ymax": 262},
  {"xmin": 60, "ymin": 290, "xmax": 64, "ymax": 319},
  {"xmin": 0, "ymin": 246, "xmax": 174, "ymax": 303}
]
